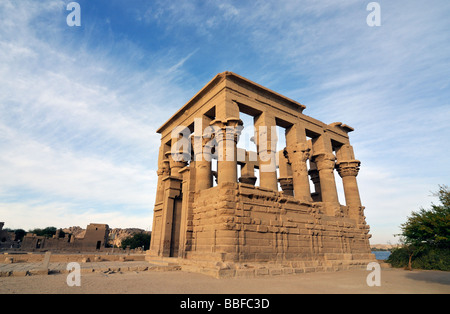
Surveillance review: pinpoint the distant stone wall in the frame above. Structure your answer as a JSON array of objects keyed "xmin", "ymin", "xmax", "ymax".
[
  {"xmin": 0, "ymin": 222, "xmax": 18, "ymax": 249},
  {"xmin": 21, "ymin": 223, "xmax": 110, "ymax": 252},
  {"xmin": 20, "ymin": 224, "xmax": 151, "ymax": 253},
  {"xmin": 1, "ymin": 252, "xmax": 146, "ymax": 264}
]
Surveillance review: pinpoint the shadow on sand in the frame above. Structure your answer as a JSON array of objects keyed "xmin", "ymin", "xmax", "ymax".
[{"xmin": 404, "ymin": 270, "xmax": 450, "ymax": 286}]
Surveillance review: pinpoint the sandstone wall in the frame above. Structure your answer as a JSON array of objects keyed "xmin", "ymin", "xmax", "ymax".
[{"xmin": 188, "ymin": 183, "xmax": 372, "ymax": 263}]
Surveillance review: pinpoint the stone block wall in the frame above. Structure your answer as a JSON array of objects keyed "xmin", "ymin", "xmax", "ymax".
[{"xmin": 187, "ymin": 183, "xmax": 372, "ymax": 264}]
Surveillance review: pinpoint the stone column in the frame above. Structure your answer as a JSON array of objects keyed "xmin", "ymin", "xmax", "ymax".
[
  {"xmin": 285, "ymin": 123, "xmax": 312, "ymax": 202},
  {"xmin": 159, "ymin": 175, "xmax": 182, "ymax": 256},
  {"xmin": 239, "ymin": 151, "xmax": 257, "ymax": 186},
  {"xmin": 155, "ymin": 145, "xmax": 170, "ymax": 204},
  {"xmin": 336, "ymin": 144, "xmax": 362, "ymax": 220},
  {"xmin": 178, "ymin": 166, "xmax": 194, "ymax": 258},
  {"xmin": 254, "ymin": 112, "xmax": 278, "ymax": 191},
  {"xmin": 278, "ymin": 150, "xmax": 293, "ymax": 196},
  {"xmin": 192, "ymin": 116, "xmax": 213, "ymax": 192},
  {"xmin": 211, "ymin": 118, "xmax": 242, "ymax": 185},
  {"xmin": 311, "ymin": 131, "xmax": 340, "ymax": 215},
  {"xmin": 285, "ymin": 143, "xmax": 313, "ymax": 202},
  {"xmin": 166, "ymin": 150, "xmax": 188, "ymax": 178},
  {"xmin": 193, "ymin": 141, "xmax": 212, "ymax": 192},
  {"xmin": 313, "ymin": 152, "xmax": 340, "ymax": 215},
  {"xmin": 156, "ymin": 138, "xmax": 190, "ymax": 257},
  {"xmin": 150, "ymin": 144, "xmax": 170, "ymax": 255},
  {"xmin": 308, "ymin": 160, "xmax": 322, "ymax": 202}
]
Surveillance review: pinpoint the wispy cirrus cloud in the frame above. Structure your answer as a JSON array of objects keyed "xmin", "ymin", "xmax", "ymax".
[
  {"xmin": 200, "ymin": 0, "xmax": 450, "ymax": 243},
  {"xmin": 0, "ymin": 0, "xmax": 448, "ymax": 245},
  {"xmin": 0, "ymin": 0, "xmax": 192, "ymax": 230}
]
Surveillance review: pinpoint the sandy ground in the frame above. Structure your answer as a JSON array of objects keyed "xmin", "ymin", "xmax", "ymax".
[{"xmin": 1, "ymin": 267, "xmax": 449, "ymax": 294}]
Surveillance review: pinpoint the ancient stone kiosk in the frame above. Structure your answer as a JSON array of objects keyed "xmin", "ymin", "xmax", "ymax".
[{"xmin": 148, "ymin": 72, "xmax": 375, "ymax": 276}]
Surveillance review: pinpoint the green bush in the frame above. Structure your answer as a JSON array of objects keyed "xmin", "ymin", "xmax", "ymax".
[
  {"xmin": 387, "ymin": 247, "xmax": 411, "ymax": 268},
  {"xmin": 28, "ymin": 227, "xmax": 58, "ymax": 238},
  {"xmin": 387, "ymin": 185, "xmax": 450, "ymax": 271},
  {"xmin": 388, "ymin": 246, "xmax": 450, "ymax": 271},
  {"xmin": 121, "ymin": 233, "xmax": 151, "ymax": 250},
  {"xmin": 3, "ymin": 228, "xmax": 26, "ymax": 241}
]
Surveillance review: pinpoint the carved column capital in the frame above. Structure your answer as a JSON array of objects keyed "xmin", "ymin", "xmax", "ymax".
[
  {"xmin": 284, "ymin": 143, "xmax": 310, "ymax": 164},
  {"xmin": 284, "ymin": 143, "xmax": 312, "ymax": 201},
  {"xmin": 278, "ymin": 177, "xmax": 294, "ymax": 195},
  {"xmin": 211, "ymin": 118, "xmax": 243, "ymax": 143},
  {"xmin": 191, "ymin": 133, "xmax": 214, "ymax": 159},
  {"xmin": 215, "ymin": 129, "xmax": 240, "ymax": 144},
  {"xmin": 313, "ymin": 153, "xmax": 336, "ymax": 172},
  {"xmin": 210, "ymin": 118, "xmax": 242, "ymax": 185},
  {"xmin": 336, "ymin": 160, "xmax": 361, "ymax": 178},
  {"xmin": 165, "ymin": 151, "xmax": 189, "ymax": 172},
  {"xmin": 239, "ymin": 175, "xmax": 257, "ymax": 185},
  {"xmin": 157, "ymin": 159, "xmax": 170, "ymax": 176}
]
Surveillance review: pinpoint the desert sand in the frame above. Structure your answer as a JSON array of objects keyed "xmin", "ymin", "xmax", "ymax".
[{"xmin": 1, "ymin": 267, "xmax": 449, "ymax": 294}]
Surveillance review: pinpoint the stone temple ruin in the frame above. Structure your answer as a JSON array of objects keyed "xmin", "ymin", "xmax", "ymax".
[
  {"xmin": 148, "ymin": 72, "xmax": 375, "ymax": 274},
  {"xmin": 0, "ymin": 222, "xmax": 19, "ymax": 249},
  {"xmin": 21, "ymin": 223, "xmax": 109, "ymax": 252}
]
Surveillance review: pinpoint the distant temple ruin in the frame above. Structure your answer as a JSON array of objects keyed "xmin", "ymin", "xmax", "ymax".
[
  {"xmin": 148, "ymin": 72, "xmax": 375, "ymax": 271},
  {"xmin": 0, "ymin": 222, "xmax": 19, "ymax": 249},
  {"xmin": 21, "ymin": 223, "xmax": 109, "ymax": 252}
]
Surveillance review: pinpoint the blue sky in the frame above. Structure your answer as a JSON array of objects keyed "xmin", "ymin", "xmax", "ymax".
[{"xmin": 0, "ymin": 0, "xmax": 449, "ymax": 244}]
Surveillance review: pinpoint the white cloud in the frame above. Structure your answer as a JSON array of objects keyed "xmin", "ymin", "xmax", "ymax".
[
  {"xmin": 0, "ymin": 0, "xmax": 448, "ymax": 246},
  {"xmin": 224, "ymin": 0, "xmax": 450, "ymax": 244},
  {"xmin": 0, "ymin": 0, "xmax": 189, "ymax": 230},
  {"xmin": 0, "ymin": 125, "xmax": 156, "ymax": 204},
  {"xmin": 0, "ymin": 201, "xmax": 153, "ymax": 231},
  {"xmin": 218, "ymin": 3, "xmax": 239, "ymax": 20}
]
